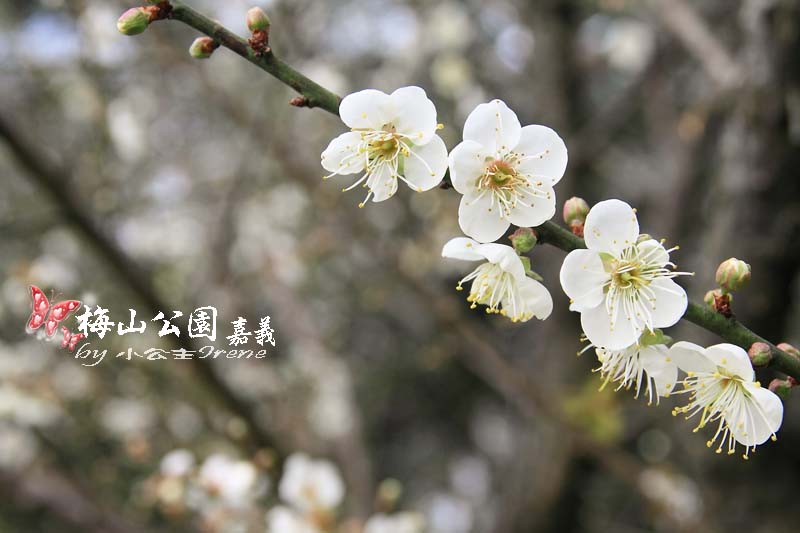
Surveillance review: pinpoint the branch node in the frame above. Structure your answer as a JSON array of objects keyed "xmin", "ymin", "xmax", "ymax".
[
  {"xmin": 248, "ymin": 29, "xmax": 271, "ymax": 57},
  {"xmin": 289, "ymin": 96, "xmax": 311, "ymax": 108},
  {"xmin": 145, "ymin": 1, "xmax": 173, "ymax": 22}
]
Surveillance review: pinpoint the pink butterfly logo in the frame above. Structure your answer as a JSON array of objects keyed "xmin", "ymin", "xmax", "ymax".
[
  {"xmin": 60, "ymin": 326, "xmax": 86, "ymax": 352},
  {"xmin": 26, "ymin": 285, "xmax": 82, "ymax": 337}
]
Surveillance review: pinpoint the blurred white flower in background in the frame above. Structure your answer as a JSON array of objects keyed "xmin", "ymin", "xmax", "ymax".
[
  {"xmin": 426, "ymin": 493, "xmax": 473, "ymax": 533},
  {"xmin": 0, "ymin": 423, "xmax": 39, "ymax": 472},
  {"xmin": 266, "ymin": 505, "xmax": 320, "ymax": 533},
  {"xmin": 279, "ymin": 453, "xmax": 344, "ymax": 514},
  {"xmin": 442, "ymin": 237, "xmax": 552, "ymax": 322},
  {"xmin": 559, "ymin": 199, "xmax": 689, "ymax": 350},
  {"xmin": 579, "ymin": 15, "xmax": 655, "ymax": 74},
  {"xmin": 364, "ymin": 511, "xmax": 425, "ymax": 533},
  {"xmin": 669, "ymin": 342, "xmax": 783, "ymax": 458},
  {"xmin": 639, "ymin": 469, "xmax": 703, "ymax": 527},
  {"xmin": 449, "ymin": 99, "xmax": 567, "ymax": 243},
  {"xmin": 160, "ymin": 449, "xmax": 195, "ymax": 478},
  {"xmin": 321, "ymin": 87, "xmax": 448, "ymax": 206},
  {"xmin": 100, "ymin": 398, "xmax": 156, "ymax": 439},
  {"xmin": 0, "ymin": 385, "xmax": 60, "ymax": 427},
  {"xmin": 197, "ymin": 453, "xmax": 263, "ymax": 506}
]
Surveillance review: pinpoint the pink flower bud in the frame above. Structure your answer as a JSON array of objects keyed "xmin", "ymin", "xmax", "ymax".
[
  {"xmin": 117, "ymin": 7, "xmax": 150, "ymax": 36},
  {"xmin": 562, "ymin": 197, "xmax": 590, "ymax": 227},
  {"xmin": 715, "ymin": 257, "xmax": 751, "ymax": 292},
  {"xmin": 777, "ymin": 342, "xmax": 800, "ymax": 358},
  {"xmin": 748, "ymin": 342, "xmax": 772, "ymax": 367},
  {"xmin": 768, "ymin": 378, "xmax": 793, "ymax": 400},
  {"xmin": 189, "ymin": 37, "xmax": 217, "ymax": 59},
  {"xmin": 246, "ymin": 7, "xmax": 271, "ymax": 32}
]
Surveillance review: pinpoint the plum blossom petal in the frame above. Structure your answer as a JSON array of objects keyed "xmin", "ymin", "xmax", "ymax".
[
  {"xmin": 514, "ymin": 276, "xmax": 554, "ymax": 320},
  {"xmin": 404, "ymin": 135, "xmax": 447, "ymax": 191},
  {"xmin": 704, "ymin": 343, "xmax": 754, "ymax": 382},
  {"xmin": 559, "ymin": 249, "xmax": 609, "ymax": 312},
  {"xmin": 581, "ymin": 302, "xmax": 640, "ymax": 351},
  {"xmin": 730, "ymin": 383, "xmax": 783, "ymax": 447},
  {"xmin": 448, "ymin": 140, "xmax": 487, "ymax": 195},
  {"xmin": 505, "ymin": 184, "xmax": 556, "ymax": 228},
  {"xmin": 458, "ymin": 191, "xmax": 509, "ymax": 244},
  {"xmin": 584, "ymin": 199, "xmax": 640, "ymax": 256},
  {"xmin": 339, "ymin": 89, "xmax": 392, "ymax": 130},
  {"xmin": 463, "ymin": 99, "xmax": 522, "ymax": 156},
  {"xmin": 441, "ymin": 237, "xmax": 484, "ymax": 262},
  {"xmin": 513, "ymin": 125, "xmax": 568, "ymax": 186},
  {"xmin": 368, "ymin": 163, "xmax": 398, "ymax": 203},
  {"xmin": 668, "ymin": 341, "xmax": 715, "ymax": 374},
  {"xmin": 638, "ymin": 344, "xmax": 678, "ymax": 397},
  {"xmin": 321, "ymin": 131, "xmax": 365, "ymax": 175},
  {"xmin": 390, "ymin": 86, "xmax": 438, "ymax": 144},
  {"xmin": 646, "ymin": 278, "xmax": 688, "ymax": 328}
]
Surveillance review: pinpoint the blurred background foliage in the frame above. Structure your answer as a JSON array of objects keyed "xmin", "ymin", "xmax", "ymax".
[{"xmin": 1, "ymin": 0, "xmax": 800, "ymax": 531}]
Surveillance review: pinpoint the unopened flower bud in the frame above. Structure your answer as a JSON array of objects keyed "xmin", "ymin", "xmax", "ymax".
[
  {"xmin": 117, "ymin": 7, "xmax": 150, "ymax": 36},
  {"xmin": 189, "ymin": 37, "xmax": 217, "ymax": 59},
  {"xmin": 246, "ymin": 7, "xmax": 271, "ymax": 32},
  {"xmin": 777, "ymin": 342, "xmax": 800, "ymax": 358},
  {"xmin": 715, "ymin": 257, "xmax": 751, "ymax": 293},
  {"xmin": 748, "ymin": 342, "xmax": 772, "ymax": 367},
  {"xmin": 768, "ymin": 378, "xmax": 793, "ymax": 400},
  {"xmin": 563, "ymin": 197, "xmax": 589, "ymax": 228},
  {"xmin": 509, "ymin": 227, "xmax": 537, "ymax": 253}
]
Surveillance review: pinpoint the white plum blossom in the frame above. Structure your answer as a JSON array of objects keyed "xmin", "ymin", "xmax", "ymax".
[
  {"xmin": 321, "ymin": 87, "xmax": 448, "ymax": 207},
  {"xmin": 197, "ymin": 453, "xmax": 260, "ymax": 506},
  {"xmin": 669, "ymin": 342, "xmax": 783, "ymax": 459},
  {"xmin": 594, "ymin": 332, "xmax": 677, "ymax": 404},
  {"xmin": 279, "ymin": 453, "xmax": 345, "ymax": 514},
  {"xmin": 266, "ymin": 506, "xmax": 321, "ymax": 533},
  {"xmin": 449, "ymin": 99, "xmax": 568, "ymax": 243},
  {"xmin": 364, "ymin": 512, "xmax": 425, "ymax": 533},
  {"xmin": 442, "ymin": 237, "xmax": 553, "ymax": 322},
  {"xmin": 559, "ymin": 199, "xmax": 689, "ymax": 350},
  {"xmin": 159, "ymin": 448, "xmax": 195, "ymax": 478}
]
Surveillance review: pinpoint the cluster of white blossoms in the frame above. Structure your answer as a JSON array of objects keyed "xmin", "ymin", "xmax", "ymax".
[
  {"xmin": 558, "ymin": 201, "xmax": 783, "ymax": 456},
  {"xmin": 322, "ymin": 89, "xmax": 565, "ymax": 323},
  {"xmin": 150, "ymin": 449, "xmax": 424, "ymax": 532},
  {"xmin": 322, "ymin": 87, "xmax": 787, "ymax": 457}
]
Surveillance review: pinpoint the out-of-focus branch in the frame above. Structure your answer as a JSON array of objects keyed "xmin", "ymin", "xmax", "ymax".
[
  {"xmin": 0, "ymin": 467, "xmax": 145, "ymax": 533},
  {"xmin": 0, "ymin": 113, "xmax": 284, "ymax": 458},
  {"xmin": 647, "ymin": 0, "xmax": 743, "ymax": 90}
]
